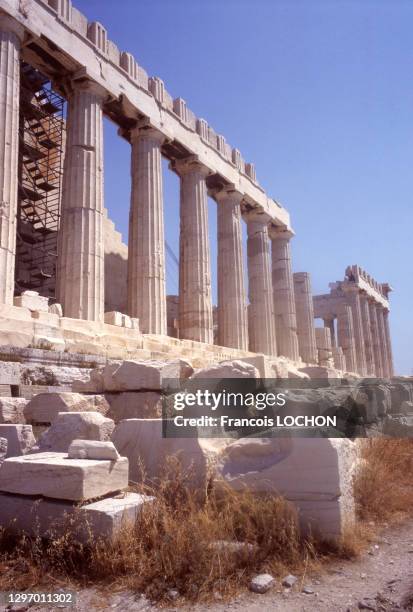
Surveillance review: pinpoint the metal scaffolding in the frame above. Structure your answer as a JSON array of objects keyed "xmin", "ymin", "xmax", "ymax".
[{"xmin": 15, "ymin": 61, "xmax": 65, "ymax": 299}]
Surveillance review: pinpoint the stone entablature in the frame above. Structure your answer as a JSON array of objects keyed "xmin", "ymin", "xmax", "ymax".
[{"xmin": 2, "ymin": 0, "xmax": 290, "ymax": 229}]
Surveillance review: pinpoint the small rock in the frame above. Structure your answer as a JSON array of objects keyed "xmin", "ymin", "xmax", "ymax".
[
  {"xmin": 249, "ymin": 573, "xmax": 275, "ymax": 594},
  {"xmin": 389, "ymin": 559, "xmax": 394, "ymax": 564},
  {"xmin": 282, "ymin": 574, "xmax": 298, "ymax": 588},
  {"xmin": 360, "ymin": 573, "xmax": 367, "ymax": 579},
  {"xmin": 166, "ymin": 589, "xmax": 179, "ymax": 601},
  {"xmin": 302, "ymin": 586, "xmax": 314, "ymax": 594}
]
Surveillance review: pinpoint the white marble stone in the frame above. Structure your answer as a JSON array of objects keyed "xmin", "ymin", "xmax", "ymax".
[
  {"xmin": 245, "ymin": 213, "xmax": 276, "ymax": 356},
  {"xmin": 214, "ymin": 187, "xmax": 248, "ymax": 351},
  {"xmin": 24, "ymin": 392, "xmax": 109, "ymax": 424},
  {"xmin": 293, "ymin": 272, "xmax": 317, "ymax": 364},
  {"xmin": 68, "ymin": 439, "xmax": 120, "ymax": 460},
  {"xmin": 14, "ymin": 291, "xmax": 49, "ymax": 312},
  {"xmin": 56, "ymin": 79, "xmax": 105, "ymax": 322},
  {"xmin": 0, "ymin": 491, "xmax": 152, "ymax": 542},
  {"xmin": 36, "ymin": 411, "xmax": 115, "ymax": 452},
  {"xmin": 0, "ymin": 16, "xmax": 23, "ymax": 306},
  {"xmin": 215, "ymin": 436, "xmax": 356, "ymax": 539},
  {"xmin": 128, "ymin": 125, "xmax": 167, "ymax": 334},
  {"xmin": 0, "ymin": 452, "xmax": 128, "ymax": 500},
  {"xmin": 270, "ymin": 228, "xmax": 299, "ymax": 361},
  {"xmin": 174, "ymin": 157, "xmax": 213, "ymax": 343},
  {"xmin": 337, "ymin": 303, "xmax": 357, "ymax": 374}
]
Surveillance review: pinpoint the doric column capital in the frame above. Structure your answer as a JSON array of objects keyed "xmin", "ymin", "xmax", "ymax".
[
  {"xmin": 243, "ymin": 208, "xmax": 271, "ymax": 228},
  {"xmin": 268, "ymin": 225, "xmax": 294, "ymax": 242},
  {"xmin": 0, "ymin": 13, "xmax": 25, "ymax": 40},
  {"xmin": 211, "ymin": 185, "xmax": 244, "ymax": 206},
  {"xmin": 171, "ymin": 155, "xmax": 211, "ymax": 178},
  {"xmin": 130, "ymin": 123, "xmax": 166, "ymax": 145}
]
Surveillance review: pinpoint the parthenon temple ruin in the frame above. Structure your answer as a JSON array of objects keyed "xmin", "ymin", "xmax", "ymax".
[
  {"xmin": 0, "ymin": 0, "xmax": 407, "ymax": 551},
  {"xmin": 0, "ymin": 0, "xmax": 395, "ymax": 377}
]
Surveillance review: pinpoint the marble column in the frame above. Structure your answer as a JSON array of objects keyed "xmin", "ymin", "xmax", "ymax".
[
  {"xmin": 57, "ymin": 79, "xmax": 105, "ymax": 321},
  {"xmin": 0, "ymin": 15, "xmax": 24, "ymax": 305},
  {"xmin": 376, "ymin": 305, "xmax": 390, "ymax": 378},
  {"xmin": 215, "ymin": 187, "xmax": 248, "ymax": 350},
  {"xmin": 269, "ymin": 227, "xmax": 299, "ymax": 361},
  {"xmin": 127, "ymin": 125, "xmax": 166, "ymax": 334},
  {"xmin": 359, "ymin": 293, "xmax": 375, "ymax": 376},
  {"xmin": 245, "ymin": 213, "xmax": 277, "ymax": 356},
  {"xmin": 345, "ymin": 288, "xmax": 367, "ymax": 376},
  {"xmin": 323, "ymin": 317, "xmax": 336, "ymax": 346},
  {"xmin": 369, "ymin": 300, "xmax": 383, "ymax": 378},
  {"xmin": 175, "ymin": 157, "xmax": 213, "ymax": 344},
  {"xmin": 337, "ymin": 302, "xmax": 357, "ymax": 373},
  {"xmin": 293, "ymin": 272, "xmax": 317, "ymax": 364},
  {"xmin": 383, "ymin": 309, "xmax": 394, "ymax": 378}
]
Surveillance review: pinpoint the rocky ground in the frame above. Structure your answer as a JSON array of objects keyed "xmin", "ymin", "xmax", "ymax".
[{"xmin": 2, "ymin": 519, "xmax": 412, "ymax": 612}]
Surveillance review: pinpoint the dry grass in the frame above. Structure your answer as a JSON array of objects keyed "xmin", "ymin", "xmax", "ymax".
[
  {"xmin": 1, "ymin": 440, "xmax": 412, "ymax": 602},
  {"xmin": 354, "ymin": 438, "xmax": 413, "ymax": 523},
  {"xmin": 0, "ymin": 458, "xmax": 319, "ymax": 602}
]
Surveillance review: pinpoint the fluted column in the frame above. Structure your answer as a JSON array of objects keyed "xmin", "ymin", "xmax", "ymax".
[
  {"xmin": 337, "ymin": 302, "xmax": 357, "ymax": 373},
  {"xmin": 127, "ymin": 125, "xmax": 166, "ymax": 334},
  {"xmin": 215, "ymin": 187, "xmax": 248, "ymax": 350},
  {"xmin": 56, "ymin": 79, "xmax": 105, "ymax": 321},
  {"xmin": 376, "ymin": 305, "xmax": 390, "ymax": 378},
  {"xmin": 323, "ymin": 317, "xmax": 336, "ymax": 346},
  {"xmin": 245, "ymin": 212, "xmax": 276, "ymax": 355},
  {"xmin": 269, "ymin": 227, "xmax": 299, "ymax": 361},
  {"xmin": 359, "ymin": 293, "xmax": 375, "ymax": 376},
  {"xmin": 293, "ymin": 272, "xmax": 317, "ymax": 364},
  {"xmin": 344, "ymin": 288, "xmax": 367, "ymax": 375},
  {"xmin": 382, "ymin": 309, "xmax": 394, "ymax": 378},
  {"xmin": 369, "ymin": 300, "xmax": 383, "ymax": 377},
  {"xmin": 0, "ymin": 15, "xmax": 24, "ymax": 305},
  {"xmin": 174, "ymin": 157, "xmax": 213, "ymax": 343}
]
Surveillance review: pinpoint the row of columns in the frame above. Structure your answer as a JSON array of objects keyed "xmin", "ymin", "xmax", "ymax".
[
  {"xmin": 0, "ymin": 14, "xmax": 302, "ymax": 360},
  {"xmin": 325, "ymin": 296, "xmax": 394, "ymax": 378},
  {"xmin": 0, "ymin": 15, "xmax": 395, "ymax": 376}
]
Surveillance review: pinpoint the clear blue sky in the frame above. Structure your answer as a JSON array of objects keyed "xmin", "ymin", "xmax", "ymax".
[{"xmin": 75, "ymin": 0, "xmax": 412, "ymax": 375}]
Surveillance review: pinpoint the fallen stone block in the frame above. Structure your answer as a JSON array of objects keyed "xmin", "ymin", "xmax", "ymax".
[
  {"xmin": 112, "ymin": 418, "xmax": 229, "ymax": 487},
  {"xmin": 0, "ymin": 452, "xmax": 129, "ymax": 501},
  {"xmin": 37, "ymin": 412, "xmax": 115, "ymax": 453},
  {"xmin": 191, "ymin": 360, "xmax": 259, "ymax": 380},
  {"xmin": 0, "ymin": 397, "xmax": 28, "ymax": 424},
  {"xmin": 24, "ymin": 392, "xmax": 110, "ymax": 424},
  {"xmin": 106, "ymin": 391, "xmax": 163, "ymax": 421},
  {"xmin": 102, "ymin": 359, "xmax": 192, "ymax": 392},
  {"xmin": 0, "ymin": 491, "xmax": 151, "ymax": 541},
  {"xmin": 298, "ymin": 366, "xmax": 340, "ymax": 380},
  {"xmin": 68, "ymin": 439, "xmax": 120, "ymax": 461},
  {"xmin": 0, "ymin": 424, "xmax": 36, "ymax": 457},
  {"xmin": 214, "ymin": 436, "xmax": 356, "ymax": 540},
  {"xmin": 14, "ymin": 290, "xmax": 49, "ymax": 312}
]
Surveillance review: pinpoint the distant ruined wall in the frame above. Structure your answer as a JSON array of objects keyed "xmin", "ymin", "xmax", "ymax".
[{"xmin": 103, "ymin": 209, "xmax": 128, "ymax": 314}]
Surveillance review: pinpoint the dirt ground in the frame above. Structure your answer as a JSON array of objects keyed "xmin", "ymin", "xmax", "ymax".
[{"xmin": 3, "ymin": 520, "xmax": 413, "ymax": 612}]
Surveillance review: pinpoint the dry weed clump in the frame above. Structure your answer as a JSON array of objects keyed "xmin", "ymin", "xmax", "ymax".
[
  {"xmin": 354, "ymin": 438, "xmax": 413, "ymax": 523},
  {"xmin": 0, "ymin": 457, "xmax": 304, "ymax": 601},
  {"xmin": 2, "ymin": 439, "xmax": 412, "ymax": 602}
]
